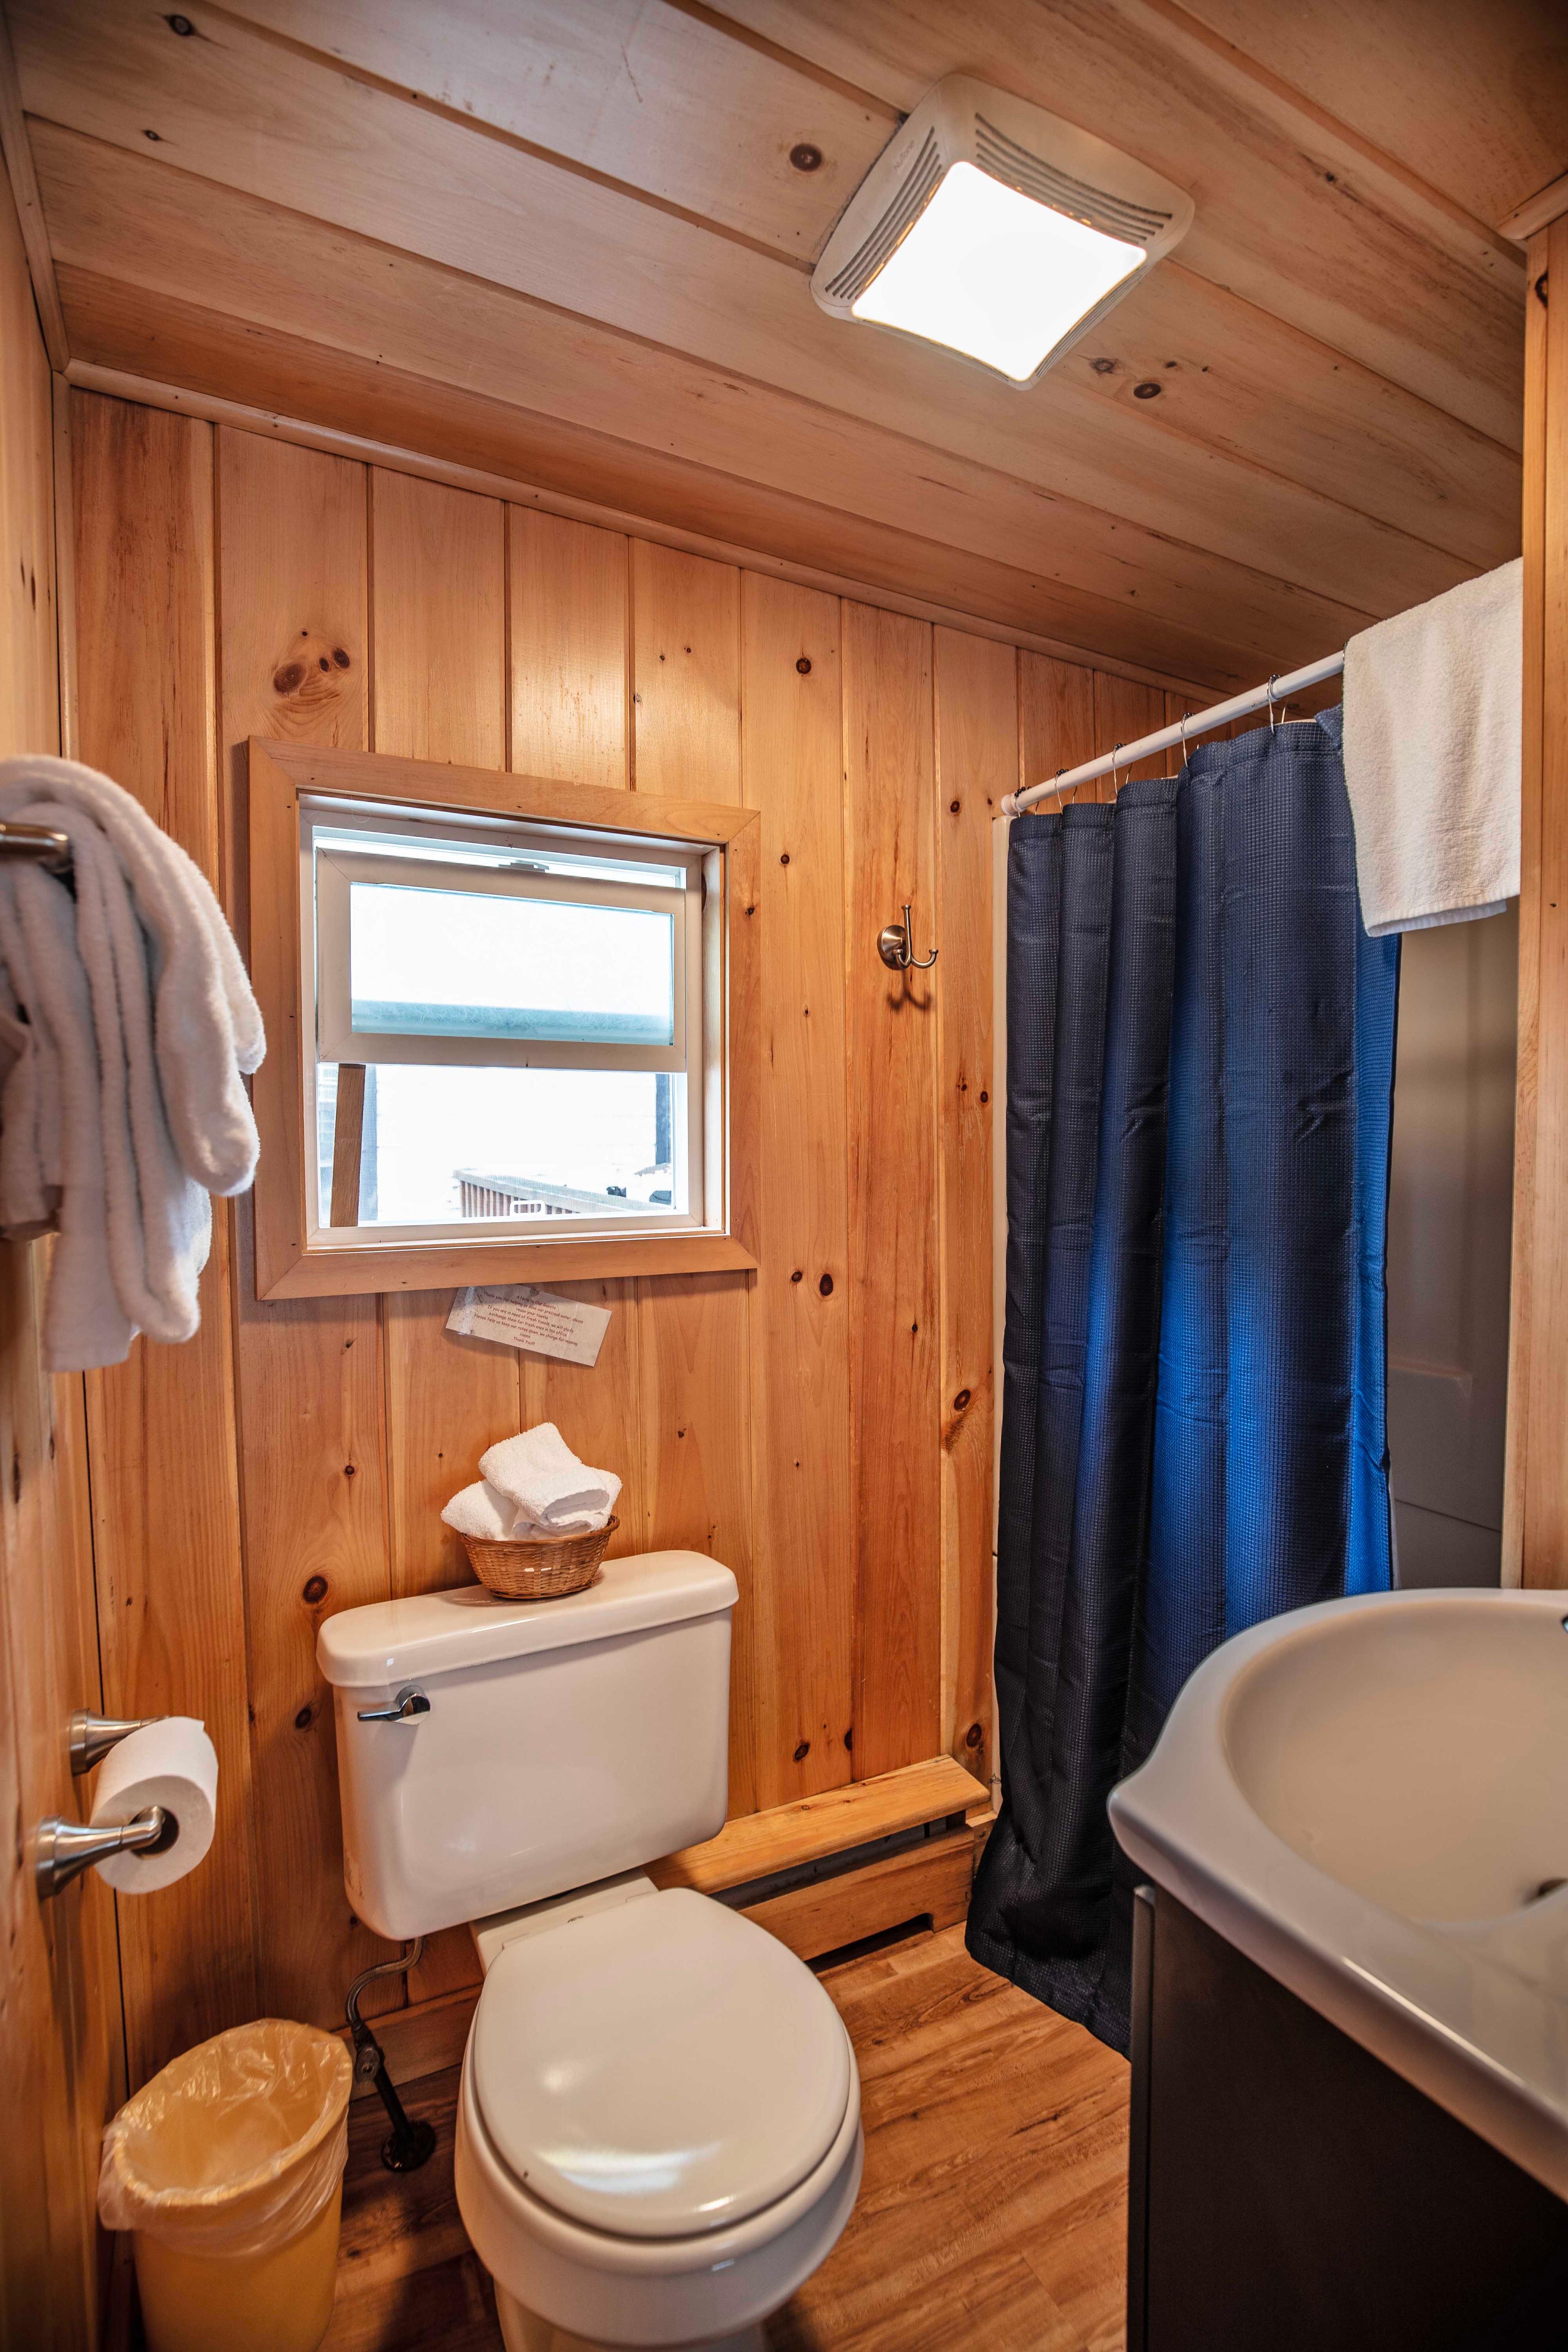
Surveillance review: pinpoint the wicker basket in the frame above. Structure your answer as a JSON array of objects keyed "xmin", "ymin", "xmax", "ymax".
[{"xmin": 461, "ymin": 1516, "xmax": 617, "ymax": 1601}]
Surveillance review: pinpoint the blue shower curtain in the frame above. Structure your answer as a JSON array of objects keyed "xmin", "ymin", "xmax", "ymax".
[{"xmin": 966, "ymin": 707, "xmax": 1399, "ymax": 2054}]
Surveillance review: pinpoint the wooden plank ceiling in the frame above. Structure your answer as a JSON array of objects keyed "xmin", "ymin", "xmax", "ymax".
[{"xmin": 10, "ymin": 0, "xmax": 1562, "ymax": 689}]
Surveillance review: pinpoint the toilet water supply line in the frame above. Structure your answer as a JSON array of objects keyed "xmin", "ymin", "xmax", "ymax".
[
  {"xmin": 345, "ymin": 1939, "xmax": 439, "ymax": 2174},
  {"xmin": 998, "ymin": 650, "xmax": 1347, "ymax": 817}
]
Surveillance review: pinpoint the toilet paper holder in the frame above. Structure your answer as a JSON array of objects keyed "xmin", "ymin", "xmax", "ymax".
[
  {"xmin": 33, "ymin": 1709, "xmax": 173, "ymax": 1900},
  {"xmin": 70, "ymin": 1709, "xmax": 160, "ymax": 1774},
  {"xmin": 35, "ymin": 1806, "xmax": 170, "ymax": 1900}
]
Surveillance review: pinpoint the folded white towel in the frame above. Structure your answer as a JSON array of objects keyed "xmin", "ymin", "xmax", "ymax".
[
  {"xmin": 1341, "ymin": 558, "xmax": 1522, "ymax": 936},
  {"xmin": 0, "ymin": 757, "xmax": 264, "ymax": 1370},
  {"xmin": 480, "ymin": 1424, "xmax": 621, "ymax": 1534},
  {"xmin": 441, "ymin": 1479, "xmax": 521, "ymax": 1539}
]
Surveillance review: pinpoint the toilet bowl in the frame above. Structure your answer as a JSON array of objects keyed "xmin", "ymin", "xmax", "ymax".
[
  {"xmin": 316, "ymin": 1553, "xmax": 865, "ymax": 2346},
  {"xmin": 454, "ymin": 1878, "xmax": 863, "ymax": 2351}
]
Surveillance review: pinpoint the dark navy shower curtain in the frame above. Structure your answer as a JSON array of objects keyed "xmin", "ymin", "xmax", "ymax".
[{"xmin": 966, "ymin": 707, "xmax": 1399, "ymax": 2054}]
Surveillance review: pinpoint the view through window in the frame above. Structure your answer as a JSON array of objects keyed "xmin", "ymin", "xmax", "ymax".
[{"xmin": 309, "ymin": 812, "xmax": 703, "ymax": 1236}]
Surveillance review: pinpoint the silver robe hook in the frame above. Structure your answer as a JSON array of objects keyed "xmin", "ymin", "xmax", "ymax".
[{"xmin": 876, "ymin": 903, "xmax": 938, "ymax": 972}]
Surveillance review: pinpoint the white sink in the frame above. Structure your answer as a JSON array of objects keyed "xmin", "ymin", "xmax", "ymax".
[{"xmin": 1110, "ymin": 1588, "xmax": 1568, "ymax": 2198}]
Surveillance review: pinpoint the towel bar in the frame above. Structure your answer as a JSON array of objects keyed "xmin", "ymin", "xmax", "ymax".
[{"xmin": 0, "ymin": 820, "xmax": 71, "ymax": 873}]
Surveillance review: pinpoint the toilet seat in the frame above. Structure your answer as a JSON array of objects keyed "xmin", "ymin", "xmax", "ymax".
[
  {"xmin": 455, "ymin": 2041, "xmax": 863, "ymax": 2348},
  {"xmin": 470, "ymin": 1888, "xmax": 853, "ymax": 2240},
  {"xmin": 454, "ymin": 1889, "xmax": 865, "ymax": 2347}
]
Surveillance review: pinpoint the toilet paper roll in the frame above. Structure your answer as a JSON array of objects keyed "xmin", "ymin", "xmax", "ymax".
[{"xmin": 88, "ymin": 1717, "xmax": 218, "ymax": 1892}]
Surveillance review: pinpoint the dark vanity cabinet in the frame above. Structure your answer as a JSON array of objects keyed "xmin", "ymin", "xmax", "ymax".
[{"xmin": 1126, "ymin": 1886, "xmax": 1568, "ymax": 2351}]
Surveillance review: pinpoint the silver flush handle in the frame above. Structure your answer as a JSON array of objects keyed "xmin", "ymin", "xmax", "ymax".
[{"xmin": 356, "ymin": 1685, "xmax": 430, "ymax": 1725}]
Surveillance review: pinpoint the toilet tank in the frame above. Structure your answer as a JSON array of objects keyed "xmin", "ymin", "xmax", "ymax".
[{"xmin": 317, "ymin": 1551, "xmax": 737, "ymax": 1940}]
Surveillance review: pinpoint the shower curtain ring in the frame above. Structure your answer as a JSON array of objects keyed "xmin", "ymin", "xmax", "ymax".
[
  {"xmin": 1266, "ymin": 674, "xmax": 1281, "ymax": 731},
  {"xmin": 1109, "ymin": 742, "xmax": 1124, "ymax": 798},
  {"xmin": 1178, "ymin": 710, "xmax": 1191, "ymax": 762},
  {"xmin": 1047, "ymin": 766, "xmax": 1077, "ymax": 814}
]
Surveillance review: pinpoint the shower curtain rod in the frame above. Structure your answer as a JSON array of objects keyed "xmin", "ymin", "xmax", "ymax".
[{"xmin": 999, "ymin": 649, "xmax": 1346, "ymax": 818}]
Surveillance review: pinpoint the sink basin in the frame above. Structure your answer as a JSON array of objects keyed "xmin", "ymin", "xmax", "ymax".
[
  {"xmin": 1226, "ymin": 1598, "xmax": 1568, "ymax": 1922},
  {"xmin": 1110, "ymin": 1588, "xmax": 1568, "ymax": 2198}
]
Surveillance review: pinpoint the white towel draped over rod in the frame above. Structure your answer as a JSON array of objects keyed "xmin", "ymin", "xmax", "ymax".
[
  {"xmin": 0, "ymin": 753, "xmax": 265, "ymax": 1373},
  {"xmin": 1000, "ymin": 650, "xmax": 1346, "ymax": 818}
]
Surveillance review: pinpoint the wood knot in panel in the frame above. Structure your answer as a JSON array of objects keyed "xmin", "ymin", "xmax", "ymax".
[{"xmin": 268, "ymin": 627, "xmax": 358, "ymax": 736}]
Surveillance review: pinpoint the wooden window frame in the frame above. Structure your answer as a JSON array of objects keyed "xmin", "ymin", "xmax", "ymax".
[{"xmin": 247, "ymin": 740, "xmax": 760, "ymax": 1300}]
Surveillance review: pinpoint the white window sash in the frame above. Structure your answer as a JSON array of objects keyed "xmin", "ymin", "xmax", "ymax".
[
  {"xmin": 315, "ymin": 846, "xmax": 699, "ymax": 1073},
  {"xmin": 298, "ymin": 803, "xmax": 713, "ymax": 1242}
]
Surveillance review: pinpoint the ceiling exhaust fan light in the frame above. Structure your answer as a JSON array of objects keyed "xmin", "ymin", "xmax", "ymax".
[
  {"xmin": 850, "ymin": 161, "xmax": 1145, "ymax": 384},
  {"xmin": 812, "ymin": 78, "xmax": 1193, "ymax": 388}
]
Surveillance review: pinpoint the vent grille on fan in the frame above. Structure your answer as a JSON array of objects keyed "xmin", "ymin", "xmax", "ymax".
[
  {"xmin": 974, "ymin": 116, "xmax": 1172, "ymax": 246},
  {"xmin": 824, "ymin": 129, "xmax": 943, "ymax": 302}
]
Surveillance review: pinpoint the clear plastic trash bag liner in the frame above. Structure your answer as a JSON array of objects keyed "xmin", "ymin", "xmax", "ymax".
[{"xmin": 98, "ymin": 2019, "xmax": 352, "ymax": 2260}]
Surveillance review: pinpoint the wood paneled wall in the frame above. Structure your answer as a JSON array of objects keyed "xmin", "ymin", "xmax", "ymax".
[
  {"xmin": 18, "ymin": 0, "xmax": 1527, "ymax": 692},
  {"xmin": 0, "ymin": 165, "xmax": 120, "ymax": 2350},
  {"xmin": 1506, "ymin": 211, "xmax": 1568, "ymax": 1584},
  {"xmin": 69, "ymin": 389, "xmax": 1191, "ymax": 2082}
]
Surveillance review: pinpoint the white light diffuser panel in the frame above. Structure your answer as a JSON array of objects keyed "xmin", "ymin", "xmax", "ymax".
[{"xmin": 812, "ymin": 77, "xmax": 1195, "ymax": 388}]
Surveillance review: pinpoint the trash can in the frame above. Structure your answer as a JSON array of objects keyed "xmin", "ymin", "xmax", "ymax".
[{"xmin": 98, "ymin": 2019, "xmax": 353, "ymax": 2352}]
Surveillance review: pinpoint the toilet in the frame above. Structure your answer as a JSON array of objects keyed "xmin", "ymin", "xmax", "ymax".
[{"xmin": 317, "ymin": 1550, "xmax": 863, "ymax": 2351}]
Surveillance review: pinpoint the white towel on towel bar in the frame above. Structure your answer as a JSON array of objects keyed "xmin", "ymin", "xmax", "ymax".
[
  {"xmin": 0, "ymin": 757, "xmax": 263, "ymax": 1186},
  {"xmin": 0, "ymin": 757, "xmax": 264, "ymax": 1371},
  {"xmin": 0, "ymin": 865, "xmax": 135, "ymax": 1367},
  {"xmin": 1341, "ymin": 559, "xmax": 1522, "ymax": 936}
]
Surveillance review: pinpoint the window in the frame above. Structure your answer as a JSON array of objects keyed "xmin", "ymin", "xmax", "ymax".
[
  {"xmin": 311, "ymin": 813, "xmax": 704, "ymax": 1236},
  {"xmin": 247, "ymin": 742, "xmax": 759, "ymax": 1299}
]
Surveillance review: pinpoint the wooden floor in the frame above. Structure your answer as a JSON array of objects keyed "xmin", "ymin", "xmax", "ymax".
[{"xmin": 323, "ymin": 1923, "xmax": 1130, "ymax": 2352}]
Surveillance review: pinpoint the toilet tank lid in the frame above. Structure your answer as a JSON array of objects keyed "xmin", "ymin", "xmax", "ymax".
[{"xmin": 316, "ymin": 1550, "xmax": 737, "ymax": 1688}]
